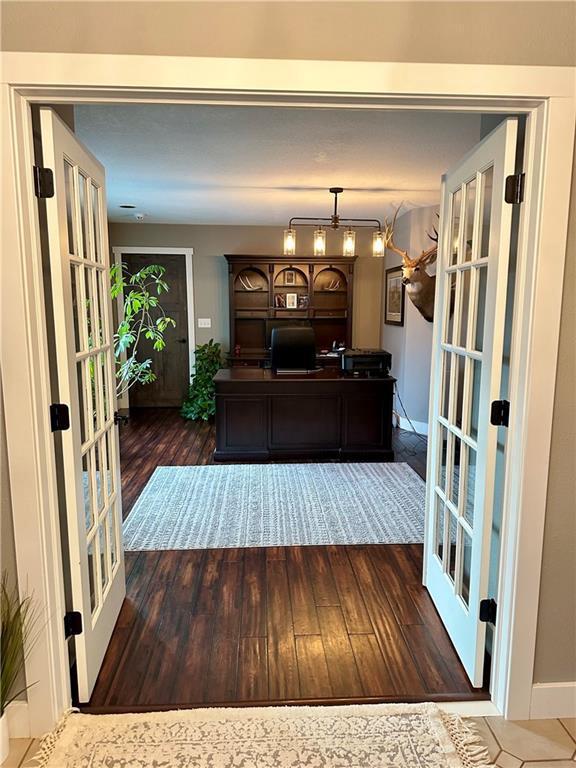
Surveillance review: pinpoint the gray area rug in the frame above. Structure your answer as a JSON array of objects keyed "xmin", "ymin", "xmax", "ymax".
[
  {"xmin": 34, "ymin": 703, "xmax": 490, "ymax": 768},
  {"xmin": 123, "ymin": 462, "xmax": 426, "ymax": 550}
]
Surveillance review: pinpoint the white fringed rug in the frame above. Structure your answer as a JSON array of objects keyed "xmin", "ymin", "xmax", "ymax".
[
  {"xmin": 122, "ymin": 462, "xmax": 426, "ymax": 550},
  {"xmin": 32, "ymin": 703, "xmax": 490, "ymax": 768}
]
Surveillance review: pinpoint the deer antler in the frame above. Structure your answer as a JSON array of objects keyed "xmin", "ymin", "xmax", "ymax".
[
  {"xmin": 418, "ymin": 221, "xmax": 439, "ymax": 266},
  {"xmin": 383, "ymin": 204, "xmax": 419, "ymax": 268}
]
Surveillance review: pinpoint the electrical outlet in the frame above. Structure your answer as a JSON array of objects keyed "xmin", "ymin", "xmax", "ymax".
[{"xmin": 197, "ymin": 318, "xmax": 212, "ymax": 328}]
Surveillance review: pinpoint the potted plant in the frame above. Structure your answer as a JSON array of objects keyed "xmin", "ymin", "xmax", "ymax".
[
  {"xmin": 1, "ymin": 573, "xmax": 39, "ymax": 762},
  {"xmin": 110, "ymin": 262, "xmax": 176, "ymax": 397},
  {"xmin": 181, "ymin": 339, "xmax": 223, "ymax": 421}
]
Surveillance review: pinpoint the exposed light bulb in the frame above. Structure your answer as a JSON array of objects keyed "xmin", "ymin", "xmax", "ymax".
[
  {"xmin": 372, "ymin": 230, "xmax": 385, "ymax": 257},
  {"xmin": 342, "ymin": 229, "xmax": 356, "ymax": 257},
  {"xmin": 283, "ymin": 228, "xmax": 296, "ymax": 256},
  {"xmin": 313, "ymin": 228, "xmax": 326, "ymax": 257}
]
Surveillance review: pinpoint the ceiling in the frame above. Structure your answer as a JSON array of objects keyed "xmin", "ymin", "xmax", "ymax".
[{"xmin": 74, "ymin": 105, "xmax": 482, "ymax": 226}]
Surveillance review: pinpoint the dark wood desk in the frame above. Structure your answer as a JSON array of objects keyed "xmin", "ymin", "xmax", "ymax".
[{"xmin": 213, "ymin": 368, "xmax": 395, "ymax": 462}]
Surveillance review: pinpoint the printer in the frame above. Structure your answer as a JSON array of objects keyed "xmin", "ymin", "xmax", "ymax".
[{"xmin": 341, "ymin": 348, "xmax": 392, "ymax": 376}]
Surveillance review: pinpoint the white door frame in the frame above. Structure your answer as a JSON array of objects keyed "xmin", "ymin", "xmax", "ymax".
[
  {"xmin": 111, "ymin": 246, "xmax": 196, "ymax": 410},
  {"xmin": 1, "ymin": 53, "xmax": 574, "ymax": 732}
]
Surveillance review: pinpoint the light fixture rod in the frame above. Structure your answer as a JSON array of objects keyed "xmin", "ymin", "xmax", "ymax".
[
  {"xmin": 289, "ymin": 216, "xmax": 383, "ymax": 229},
  {"xmin": 288, "ymin": 187, "xmax": 382, "ymax": 230}
]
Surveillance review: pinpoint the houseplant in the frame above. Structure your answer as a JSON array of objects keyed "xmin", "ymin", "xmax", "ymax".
[
  {"xmin": 1, "ymin": 573, "xmax": 39, "ymax": 761},
  {"xmin": 181, "ymin": 339, "xmax": 222, "ymax": 421},
  {"xmin": 110, "ymin": 262, "xmax": 176, "ymax": 397}
]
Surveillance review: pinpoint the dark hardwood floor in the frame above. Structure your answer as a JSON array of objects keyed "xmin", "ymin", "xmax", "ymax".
[
  {"xmin": 86, "ymin": 543, "xmax": 488, "ymax": 711},
  {"xmin": 83, "ymin": 408, "xmax": 488, "ymax": 711}
]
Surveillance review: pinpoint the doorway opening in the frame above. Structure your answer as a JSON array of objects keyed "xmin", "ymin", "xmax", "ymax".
[{"xmin": 21, "ymin": 90, "xmax": 548, "ymax": 720}]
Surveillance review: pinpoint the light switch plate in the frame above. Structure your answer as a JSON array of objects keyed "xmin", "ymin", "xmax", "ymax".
[{"xmin": 197, "ymin": 318, "xmax": 212, "ymax": 328}]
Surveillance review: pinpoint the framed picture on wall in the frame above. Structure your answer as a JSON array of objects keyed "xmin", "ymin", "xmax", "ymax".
[
  {"xmin": 384, "ymin": 266, "xmax": 405, "ymax": 326},
  {"xmin": 285, "ymin": 270, "xmax": 296, "ymax": 286}
]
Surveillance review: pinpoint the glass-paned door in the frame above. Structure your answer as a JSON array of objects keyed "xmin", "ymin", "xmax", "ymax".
[
  {"xmin": 40, "ymin": 108, "xmax": 125, "ymax": 702},
  {"xmin": 424, "ymin": 118, "xmax": 518, "ymax": 686}
]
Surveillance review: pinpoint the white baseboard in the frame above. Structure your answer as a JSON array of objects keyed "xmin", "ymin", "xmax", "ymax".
[
  {"xmin": 440, "ymin": 701, "xmax": 500, "ymax": 716},
  {"xmin": 531, "ymin": 682, "xmax": 576, "ymax": 718},
  {"xmin": 5, "ymin": 700, "xmax": 30, "ymax": 738},
  {"xmin": 397, "ymin": 416, "xmax": 429, "ymax": 436}
]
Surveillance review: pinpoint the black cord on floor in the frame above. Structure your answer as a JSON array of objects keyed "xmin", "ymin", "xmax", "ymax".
[{"xmin": 393, "ymin": 384, "xmax": 429, "ymax": 447}]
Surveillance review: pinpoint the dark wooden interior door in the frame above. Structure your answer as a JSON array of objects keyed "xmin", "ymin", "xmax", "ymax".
[{"xmin": 124, "ymin": 253, "xmax": 190, "ymax": 407}]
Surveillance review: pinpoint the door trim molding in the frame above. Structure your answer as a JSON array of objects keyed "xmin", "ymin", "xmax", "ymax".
[
  {"xmin": 1, "ymin": 53, "xmax": 574, "ymax": 730},
  {"xmin": 111, "ymin": 246, "xmax": 196, "ymax": 409}
]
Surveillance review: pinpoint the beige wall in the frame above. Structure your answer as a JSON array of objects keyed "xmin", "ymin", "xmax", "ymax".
[
  {"xmin": 533, "ymin": 141, "xmax": 576, "ymax": 684},
  {"xmin": 381, "ymin": 205, "xmax": 438, "ymax": 428},
  {"xmin": 109, "ymin": 223, "xmax": 383, "ymax": 351},
  {"xmin": 1, "ymin": 2, "xmax": 574, "ymax": 66},
  {"xmin": 2, "ymin": 0, "xmax": 575, "ymax": 687}
]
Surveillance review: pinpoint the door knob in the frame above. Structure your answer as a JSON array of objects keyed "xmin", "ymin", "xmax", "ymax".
[{"xmin": 177, "ymin": 338, "xmax": 187, "ymax": 344}]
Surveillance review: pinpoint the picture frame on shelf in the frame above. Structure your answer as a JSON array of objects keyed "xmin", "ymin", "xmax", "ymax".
[
  {"xmin": 286, "ymin": 293, "xmax": 298, "ymax": 309},
  {"xmin": 384, "ymin": 266, "xmax": 405, "ymax": 326}
]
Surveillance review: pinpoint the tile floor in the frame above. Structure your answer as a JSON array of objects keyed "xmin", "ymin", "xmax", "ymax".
[{"xmin": 4, "ymin": 717, "xmax": 576, "ymax": 766}]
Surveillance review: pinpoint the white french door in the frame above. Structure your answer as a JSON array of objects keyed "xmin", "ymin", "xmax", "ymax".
[
  {"xmin": 40, "ymin": 108, "xmax": 125, "ymax": 702},
  {"xmin": 424, "ymin": 118, "xmax": 518, "ymax": 686}
]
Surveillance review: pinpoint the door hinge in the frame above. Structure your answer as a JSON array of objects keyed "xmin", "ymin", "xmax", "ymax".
[
  {"xmin": 33, "ymin": 166, "xmax": 55, "ymax": 199},
  {"xmin": 504, "ymin": 173, "xmax": 525, "ymax": 204},
  {"xmin": 64, "ymin": 611, "xmax": 83, "ymax": 639},
  {"xmin": 50, "ymin": 403, "xmax": 70, "ymax": 432},
  {"xmin": 479, "ymin": 598, "xmax": 497, "ymax": 625},
  {"xmin": 490, "ymin": 399, "xmax": 510, "ymax": 427},
  {"xmin": 114, "ymin": 410, "xmax": 129, "ymax": 426}
]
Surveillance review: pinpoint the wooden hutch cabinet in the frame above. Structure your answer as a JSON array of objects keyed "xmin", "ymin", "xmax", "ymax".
[{"xmin": 226, "ymin": 255, "xmax": 356, "ymax": 367}]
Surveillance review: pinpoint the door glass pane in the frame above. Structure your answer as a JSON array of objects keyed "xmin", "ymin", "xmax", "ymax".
[
  {"xmin": 96, "ymin": 271, "xmax": 107, "ymax": 347},
  {"xmin": 87, "ymin": 538, "xmax": 97, "ymax": 613},
  {"xmin": 460, "ymin": 528, "xmax": 472, "ymax": 607},
  {"xmin": 88, "ymin": 356, "xmax": 97, "ymax": 433},
  {"xmin": 454, "ymin": 354, "xmax": 466, "ymax": 429},
  {"xmin": 91, "ymin": 183, "xmax": 102, "ymax": 263},
  {"xmin": 77, "ymin": 361, "xmax": 87, "ymax": 444},
  {"xmin": 479, "ymin": 166, "xmax": 494, "ymax": 259},
  {"xmin": 463, "ymin": 178, "xmax": 477, "ymax": 263},
  {"xmin": 450, "ymin": 188, "xmax": 462, "ymax": 265},
  {"xmin": 105, "ymin": 430, "xmax": 115, "ymax": 497},
  {"xmin": 84, "ymin": 267, "xmax": 94, "ymax": 349},
  {"xmin": 445, "ymin": 272, "xmax": 457, "ymax": 343},
  {"xmin": 64, "ymin": 160, "xmax": 76, "ymax": 255},
  {"xmin": 441, "ymin": 352, "xmax": 452, "ymax": 420},
  {"xmin": 474, "ymin": 266, "xmax": 487, "ymax": 351},
  {"xmin": 95, "ymin": 439, "xmax": 104, "ymax": 513},
  {"xmin": 82, "ymin": 452, "xmax": 93, "ymax": 532},
  {"xmin": 459, "ymin": 269, "xmax": 472, "ymax": 348},
  {"xmin": 470, "ymin": 359, "xmax": 482, "ymax": 440},
  {"xmin": 90, "ymin": 270, "xmax": 102, "ymax": 350},
  {"xmin": 99, "ymin": 523, "xmax": 109, "ymax": 591},
  {"xmin": 108, "ymin": 509, "xmax": 117, "ymax": 569},
  {"xmin": 102, "ymin": 353, "xmax": 112, "ymax": 423},
  {"xmin": 70, "ymin": 265, "xmax": 81, "ymax": 353},
  {"xmin": 448, "ymin": 513, "xmax": 458, "ymax": 582},
  {"xmin": 79, "ymin": 173, "xmax": 89, "ymax": 259},
  {"xmin": 435, "ymin": 497, "xmax": 445, "ymax": 561},
  {"xmin": 438, "ymin": 425, "xmax": 448, "ymax": 493},
  {"xmin": 451, "ymin": 436, "xmax": 461, "ymax": 507},
  {"xmin": 464, "ymin": 447, "xmax": 477, "ymax": 528}
]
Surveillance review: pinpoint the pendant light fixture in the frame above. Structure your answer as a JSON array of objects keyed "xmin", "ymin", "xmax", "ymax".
[
  {"xmin": 283, "ymin": 187, "xmax": 385, "ymax": 257},
  {"xmin": 313, "ymin": 227, "xmax": 326, "ymax": 256},
  {"xmin": 283, "ymin": 228, "xmax": 296, "ymax": 256}
]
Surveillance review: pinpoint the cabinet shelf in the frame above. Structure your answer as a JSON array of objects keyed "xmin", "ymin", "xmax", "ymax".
[{"xmin": 227, "ymin": 255, "xmax": 356, "ymax": 367}]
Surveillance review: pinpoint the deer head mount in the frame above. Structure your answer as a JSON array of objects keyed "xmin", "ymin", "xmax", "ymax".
[{"xmin": 384, "ymin": 206, "xmax": 439, "ymax": 323}]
